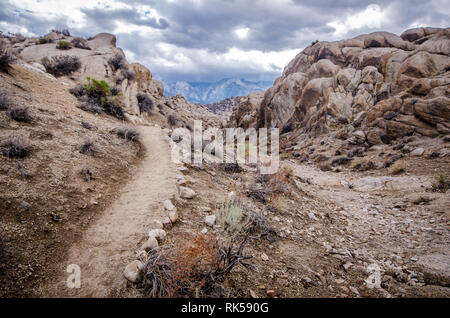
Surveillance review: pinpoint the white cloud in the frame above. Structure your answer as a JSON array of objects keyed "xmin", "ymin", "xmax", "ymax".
[
  {"xmin": 328, "ymin": 4, "xmax": 387, "ymax": 37},
  {"xmin": 235, "ymin": 27, "xmax": 250, "ymax": 39}
]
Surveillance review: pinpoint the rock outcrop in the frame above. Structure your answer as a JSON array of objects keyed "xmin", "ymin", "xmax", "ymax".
[
  {"xmin": 17, "ymin": 32, "xmax": 164, "ymax": 116},
  {"xmin": 230, "ymin": 28, "xmax": 450, "ymax": 144}
]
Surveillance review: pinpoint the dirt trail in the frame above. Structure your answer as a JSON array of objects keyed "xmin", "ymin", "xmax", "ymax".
[{"xmin": 41, "ymin": 125, "xmax": 177, "ymax": 297}]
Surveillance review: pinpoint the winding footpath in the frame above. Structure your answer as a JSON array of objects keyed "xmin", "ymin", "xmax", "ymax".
[{"xmin": 42, "ymin": 125, "xmax": 177, "ymax": 297}]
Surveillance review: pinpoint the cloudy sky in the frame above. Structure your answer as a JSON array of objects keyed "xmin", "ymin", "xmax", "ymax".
[{"xmin": 0, "ymin": 0, "xmax": 449, "ymax": 83}]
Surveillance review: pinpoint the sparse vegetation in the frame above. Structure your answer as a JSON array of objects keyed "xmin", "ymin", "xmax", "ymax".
[
  {"xmin": 167, "ymin": 114, "xmax": 178, "ymax": 127},
  {"xmin": 81, "ymin": 121, "xmax": 98, "ymax": 131},
  {"xmin": 78, "ymin": 140, "xmax": 98, "ymax": 156},
  {"xmin": 432, "ymin": 174, "xmax": 449, "ymax": 193},
  {"xmin": 215, "ymin": 200, "xmax": 251, "ymax": 238},
  {"xmin": 70, "ymin": 77, "xmax": 125, "ymax": 120},
  {"xmin": 9, "ymin": 107, "xmax": 32, "ymax": 123},
  {"xmin": 71, "ymin": 37, "xmax": 90, "ymax": 50},
  {"xmin": 108, "ymin": 54, "xmax": 125, "ymax": 71},
  {"xmin": 319, "ymin": 163, "xmax": 332, "ymax": 172},
  {"xmin": 1, "ymin": 137, "xmax": 31, "ymax": 158},
  {"xmin": 112, "ymin": 126, "xmax": 140, "ymax": 141},
  {"xmin": 141, "ymin": 233, "xmax": 253, "ymax": 298},
  {"xmin": 56, "ymin": 40, "xmax": 72, "ymax": 50},
  {"xmin": 41, "ymin": 55, "xmax": 81, "ymax": 76},
  {"xmin": 37, "ymin": 37, "xmax": 52, "ymax": 45},
  {"xmin": 136, "ymin": 93, "xmax": 154, "ymax": 114},
  {"xmin": 122, "ymin": 69, "xmax": 136, "ymax": 81},
  {"xmin": 79, "ymin": 168, "xmax": 93, "ymax": 182},
  {"xmin": 390, "ymin": 161, "xmax": 406, "ymax": 175},
  {"xmin": 0, "ymin": 92, "xmax": 12, "ymax": 110},
  {"xmin": 0, "ymin": 38, "xmax": 15, "ymax": 73}
]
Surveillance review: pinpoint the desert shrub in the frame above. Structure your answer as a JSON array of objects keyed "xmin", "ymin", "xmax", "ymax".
[
  {"xmin": 78, "ymin": 140, "xmax": 98, "ymax": 156},
  {"xmin": 81, "ymin": 121, "xmax": 97, "ymax": 131},
  {"xmin": 0, "ymin": 39, "xmax": 15, "ymax": 73},
  {"xmin": 37, "ymin": 37, "xmax": 52, "ymax": 44},
  {"xmin": 136, "ymin": 93, "xmax": 154, "ymax": 114},
  {"xmin": 215, "ymin": 200, "xmax": 251, "ymax": 238},
  {"xmin": 1, "ymin": 137, "xmax": 30, "ymax": 158},
  {"xmin": 112, "ymin": 126, "xmax": 140, "ymax": 141},
  {"xmin": 390, "ymin": 161, "xmax": 406, "ymax": 175},
  {"xmin": 248, "ymin": 212, "xmax": 277, "ymax": 242},
  {"xmin": 56, "ymin": 40, "xmax": 72, "ymax": 50},
  {"xmin": 84, "ymin": 77, "xmax": 111, "ymax": 97},
  {"xmin": 257, "ymin": 166, "xmax": 292, "ymax": 196},
  {"xmin": 0, "ymin": 92, "xmax": 11, "ymax": 110},
  {"xmin": 41, "ymin": 55, "xmax": 81, "ymax": 76},
  {"xmin": 319, "ymin": 163, "xmax": 332, "ymax": 172},
  {"xmin": 108, "ymin": 54, "xmax": 125, "ymax": 71},
  {"xmin": 79, "ymin": 168, "xmax": 93, "ymax": 182},
  {"xmin": 9, "ymin": 107, "xmax": 32, "ymax": 123},
  {"xmin": 432, "ymin": 174, "xmax": 449, "ymax": 193},
  {"xmin": 110, "ymin": 87, "xmax": 121, "ymax": 96},
  {"xmin": 70, "ymin": 78, "xmax": 125, "ymax": 120},
  {"xmin": 222, "ymin": 163, "xmax": 242, "ymax": 173},
  {"xmin": 167, "ymin": 114, "xmax": 177, "ymax": 127},
  {"xmin": 141, "ymin": 233, "xmax": 253, "ymax": 298},
  {"xmin": 71, "ymin": 37, "xmax": 90, "ymax": 50},
  {"xmin": 69, "ymin": 84, "xmax": 85, "ymax": 97},
  {"xmin": 122, "ymin": 69, "xmax": 136, "ymax": 81},
  {"xmin": 62, "ymin": 29, "xmax": 71, "ymax": 36}
]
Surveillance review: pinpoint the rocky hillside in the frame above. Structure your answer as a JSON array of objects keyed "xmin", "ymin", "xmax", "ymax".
[
  {"xmin": 8, "ymin": 31, "xmax": 220, "ymax": 128},
  {"xmin": 203, "ymin": 96, "xmax": 243, "ymax": 117},
  {"xmin": 231, "ymin": 28, "xmax": 449, "ymax": 143}
]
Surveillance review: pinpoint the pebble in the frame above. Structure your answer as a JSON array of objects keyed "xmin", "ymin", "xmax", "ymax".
[
  {"xmin": 261, "ymin": 253, "xmax": 269, "ymax": 261},
  {"xmin": 163, "ymin": 200, "xmax": 175, "ymax": 211},
  {"xmin": 123, "ymin": 260, "xmax": 144, "ymax": 283},
  {"xmin": 205, "ymin": 215, "xmax": 216, "ymax": 227}
]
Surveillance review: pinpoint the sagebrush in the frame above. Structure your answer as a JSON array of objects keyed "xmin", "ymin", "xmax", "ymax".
[{"xmin": 41, "ymin": 55, "xmax": 81, "ymax": 76}]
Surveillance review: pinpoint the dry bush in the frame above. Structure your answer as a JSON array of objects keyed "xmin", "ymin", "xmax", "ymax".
[
  {"xmin": 78, "ymin": 140, "xmax": 98, "ymax": 156},
  {"xmin": 1, "ymin": 137, "xmax": 31, "ymax": 158},
  {"xmin": 432, "ymin": 174, "xmax": 449, "ymax": 193},
  {"xmin": 70, "ymin": 78, "xmax": 125, "ymax": 120},
  {"xmin": 41, "ymin": 55, "xmax": 81, "ymax": 76},
  {"xmin": 9, "ymin": 107, "xmax": 32, "ymax": 123},
  {"xmin": 141, "ymin": 233, "xmax": 253, "ymax": 298},
  {"xmin": 79, "ymin": 168, "xmax": 93, "ymax": 182},
  {"xmin": 0, "ymin": 39, "xmax": 15, "ymax": 73},
  {"xmin": 112, "ymin": 126, "xmax": 140, "ymax": 141},
  {"xmin": 167, "ymin": 114, "xmax": 177, "ymax": 127},
  {"xmin": 390, "ymin": 161, "xmax": 406, "ymax": 175},
  {"xmin": 56, "ymin": 40, "xmax": 72, "ymax": 50},
  {"xmin": 122, "ymin": 69, "xmax": 136, "ymax": 81},
  {"xmin": 257, "ymin": 166, "xmax": 292, "ymax": 196},
  {"xmin": 71, "ymin": 37, "xmax": 90, "ymax": 50},
  {"xmin": 136, "ymin": 93, "xmax": 154, "ymax": 114},
  {"xmin": 0, "ymin": 92, "xmax": 11, "ymax": 110},
  {"xmin": 108, "ymin": 54, "xmax": 125, "ymax": 71},
  {"xmin": 81, "ymin": 121, "xmax": 97, "ymax": 131}
]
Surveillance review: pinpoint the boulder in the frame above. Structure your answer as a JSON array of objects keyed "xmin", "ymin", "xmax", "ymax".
[
  {"xmin": 179, "ymin": 186, "xmax": 196, "ymax": 199},
  {"xmin": 124, "ymin": 260, "xmax": 144, "ymax": 283},
  {"xmin": 141, "ymin": 236, "xmax": 159, "ymax": 252}
]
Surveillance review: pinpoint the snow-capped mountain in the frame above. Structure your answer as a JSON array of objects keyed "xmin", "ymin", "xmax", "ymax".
[{"xmin": 162, "ymin": 78, "xmax": 273, "ymax": 104}]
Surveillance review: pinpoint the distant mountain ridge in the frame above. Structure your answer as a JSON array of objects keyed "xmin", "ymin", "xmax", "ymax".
[{"xmin": 162, "ymin": 78, "xmax": 273, "ymax": 104}]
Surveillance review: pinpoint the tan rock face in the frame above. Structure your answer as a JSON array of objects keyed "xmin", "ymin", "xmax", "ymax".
[
  {"xmin": 229, "ymin": 28, "xmax": 450, "ymax": 143},
  {"xmin": 19, "ymin": 32, "xmax": 165, "ymax": 117}
]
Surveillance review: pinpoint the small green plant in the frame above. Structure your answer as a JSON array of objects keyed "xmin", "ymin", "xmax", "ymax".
[
  {"xmin": 56, "ymin": 40, "xmax": 72, "ymax": 50},
  {"xmin": 280, "ymin": 152, "xmax": 292, "ymax": 159},
  {"xmin": 37, "ymin": 37, "xmax": 52, "ymax": 44},
  {"xmin": 351, "ymin": 159, "xmax": 361, "ymax": 169},
  {"xmin": 432, "ymin": 174, "xmax": 449, "ymax": 193},
  {"xmin": 390, "ymin": 161, "xmax": 406, "ymax": 175},
  {"xmin": 84, "ymin": 76, "xmax": 111, "ymax": 96}
]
